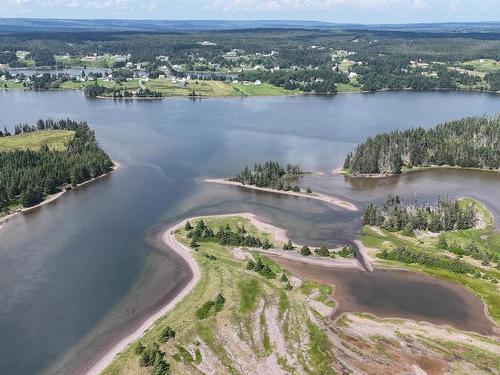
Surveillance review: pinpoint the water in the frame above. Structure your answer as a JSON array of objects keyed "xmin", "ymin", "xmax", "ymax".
[
  {"xmin": 0, "ymin": 90, "xmax": 499, "ymax": 374},
  {"xmin": 269, "ymin": 258, "xmax": 495, "ymax": 335}
]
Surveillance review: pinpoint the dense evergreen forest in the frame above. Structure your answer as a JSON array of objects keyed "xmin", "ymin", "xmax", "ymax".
[
  {"xmin": 363, "ymin": 194, "xmax": 477, "ymax": 233},
  {"xmin": 230, "ymin": 161, "xmax": 309, "ymax": 192},
  {"xmin": 0, "ymin": 119, "xmax": 113, "ymax": 212},
  {"xmin": 344, "ymin": 115, "xmax": 500, "ymax": 175}
]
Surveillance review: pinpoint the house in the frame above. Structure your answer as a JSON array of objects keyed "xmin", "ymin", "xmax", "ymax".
[
  {"xmin": 348, "ymin": 72, "xmax": 358, "ymax": 78},
  {"xmin": 254, "ymin": 80, "xmax": 262, "ymax": 85},
  {"xmin": 114, "ymin": 55, "xmax": 128, "ymax": 62},
  {"xmin": 198, "ymin": 41, "xmax": 217, "ymax": 46},
  {"xmin": 159, "ymin": 74, "xmax": 166, "ymax": 79}
]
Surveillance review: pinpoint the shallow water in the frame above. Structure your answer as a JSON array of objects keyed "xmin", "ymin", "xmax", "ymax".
[
  {"xmin": 0, "ymin": 90, "xmax": 499, "ymax": 374},
  {"xmin": 269, "ymin": 257, "xmax": 496, "ymax": 335}
]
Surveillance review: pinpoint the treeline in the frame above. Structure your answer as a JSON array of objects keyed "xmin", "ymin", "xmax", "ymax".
[
  {"xmin": 84, "ymin": 84, "xmax": 162, "ymax": 98},
  {"xmin": 439, "ymin": 236, "xmax": 499, "ymax": 267},
  {"xmin": 239, "ymin": 68, "xmax": 349, "ymax": 93},
  {"xmin": 344, "ymin": 115, "xmax": 500, "ymax": 175},
  {"xmin": 363, "ymin": 194, "xmax": 477, "ymax": 233},
  {"xmin": 378, "ymin": 246, "xmax": 473, "ymax": 274},
  {"xmin": 0, "ymin": 119, "xmax": 113, "ymax": 211},
  {"xmin": 230, "ymin": 161, "xmax": 310, "ymax": 192},
  {"xmin": 186, "ymin": 220, "xmax": 273, "ymax": 250},
  {"xmin": 1, "ymin": 118, "xmax": 77, "ymax": 137},
  {"xmin": 486, "ymin": 71, "xmax": 500, "ymax": 91}
]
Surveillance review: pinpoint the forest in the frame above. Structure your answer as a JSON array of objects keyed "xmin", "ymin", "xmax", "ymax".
[
  {"xmin": 363, "ymin": 194, "xmax": 477, "ymax": 233},
  {"xmin": 344, "ymin": 115, "xmax": 500, "ymax": 175},
  {"xmin": 0, "ymin": 119, "xmax": 113, "ymax": 212},
  {"xmin": 1, "ymin": 26, "xmax": 499, "ymax": 93},
  {"xmin": 230, "ymin": 161, "xmax": 307, "ymax": 192}
]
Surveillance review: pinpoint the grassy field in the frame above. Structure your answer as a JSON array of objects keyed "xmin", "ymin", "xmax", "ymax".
[
  {"xmin": 102, "ymin": 216, "xmax": 337, "ymax": 375},
  {"xmin": 335, "ymin": 83, "xmax": 362, "ymax": 93},
  {"xmin": 61, "ymin": 78, "xmax": 142, "ymax": 91},
  {"xmin": 232, "ymin": 83, "xmax": 301, "ymax": 96},
  {"xmin": 0, "ymin": 130, "xmax": 74, "ymax": 152},
  {"xmin": 361, "ymin": 199, "xmax": 500, "ymax": 324},
  {"xmin": 461, "ymin": 59, "xmax": 500, "ymax": 74},
  {"xmin": 145, "ymin": 79, "xmax": 239, "ymax": 97}
]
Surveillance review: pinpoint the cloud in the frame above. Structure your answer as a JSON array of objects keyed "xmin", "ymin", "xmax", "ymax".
[
  {"xmin": 5, "ymin": 0, "xmax": 154, "ymax": 11},
  {"xmin": 208, "ymin": 0, "xmax": 456, "ymax": 12}
]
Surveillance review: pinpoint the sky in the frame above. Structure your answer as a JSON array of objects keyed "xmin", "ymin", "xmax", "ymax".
[{"xmin": 1, "ymin": 0, "xmax": 499, "ymax": 24}]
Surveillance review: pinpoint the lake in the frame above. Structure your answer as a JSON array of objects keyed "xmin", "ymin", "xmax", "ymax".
[{"xmin": 0, "ymin": 90, "xmax": 499, "ymax": 374}]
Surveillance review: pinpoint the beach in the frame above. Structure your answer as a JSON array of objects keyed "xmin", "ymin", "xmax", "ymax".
[
  {"xmin": 0, "ymin": 162, "xmax": 120, "ymax": 228},
  {"xmin": 86, "ymin": 217, "xmax": 201, "ymax": 375},
  {"xmin": 204, "ymin": 178, "xmax": 358, "ymax": 211}
]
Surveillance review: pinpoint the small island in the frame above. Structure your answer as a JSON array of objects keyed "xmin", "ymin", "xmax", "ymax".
[
  {"xmin": 0, "ymin": 118, "xmax": 114, "ymax": 223},
  {"xmin": 206, "ymin": 161, "xmax": 358, "ymax": 211},
  {"xmin": 343, "ymin": 115, "xmax": 500, "ymax": 176}
]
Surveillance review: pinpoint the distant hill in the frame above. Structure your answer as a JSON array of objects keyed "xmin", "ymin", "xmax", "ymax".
[{"xmin": 1, "ymin": 18, "xmax": 500, "ymax": 34}]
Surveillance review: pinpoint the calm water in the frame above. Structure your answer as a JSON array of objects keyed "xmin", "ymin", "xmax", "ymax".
[
  {"xmin": 269, "ymin": 257, "xmax": 495, "ymax": 335},
  {"xmin": 0, "ymin": 90, "xmax": 499, "ymax": 374}
]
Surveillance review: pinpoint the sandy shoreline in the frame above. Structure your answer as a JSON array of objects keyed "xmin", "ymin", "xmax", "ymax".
[
  {"xmin": 205, "ymin": 178, "xmax": 358, "ymax": 211},
  {"xmin": 86, "ymin": 217, "xmax": 201, "ymax": 375},
  {"xmin": 87, "ymin": 211, "xmax": 370, "ymax": 374},
  {"xmin": 332, "ymin": 165, "xmax": 500, "ymax": 179},
  {"xmin": 0, "ymin": 162, "xmax": 120, "ymax": 228}
]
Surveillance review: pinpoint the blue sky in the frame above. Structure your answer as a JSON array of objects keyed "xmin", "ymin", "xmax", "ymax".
[{"xmin": 1, "ymin": 0, "xmax": 499, "ymax": 23}]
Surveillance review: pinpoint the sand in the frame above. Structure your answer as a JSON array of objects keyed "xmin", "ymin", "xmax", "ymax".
[
  {"xmin": 86, "ymin": 218, "xmax": 201, "ymax": 375},
  {"xmin": 0, "ymin": 162, "xmax": 120, "ymax": 229},
  {"xmin": 204, "ymin": 178, "xmax": 358, "ymax": 211}
]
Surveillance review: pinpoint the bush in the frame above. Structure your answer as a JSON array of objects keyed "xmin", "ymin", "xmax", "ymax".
[
  {"xmin": 314, "ymin": 246, "xmax": 330, "ymax": 257},
  {"xmin": 283, "ymin": 240, "xmax": 294, "ymax": 250},
  {"xmin": 159, "ymin": 326, "xmax": 176, "ymax": 343},
  {"xmin": 300, "ymin": 246, "xmax": 311, "ymax": 256}
]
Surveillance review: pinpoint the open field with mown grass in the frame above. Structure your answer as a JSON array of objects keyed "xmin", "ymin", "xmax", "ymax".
[
  {"xmin": 145, "ymin": 79, "xmax": 239, "ymax": 97},
  {"xmin": 232, "ymin": 83, "xmax": 301, "ymax": 96},
  {"xmin": 0, "ymin": 130, "xmax": 74, "ymax": 152},
  {"xmin": 361, "ymin": 199, "xmax": 500, "ymax": 324}
]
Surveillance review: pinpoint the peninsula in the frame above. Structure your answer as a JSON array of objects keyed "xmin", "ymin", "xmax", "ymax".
[
  {"xmin": 98, "ymin": 213, "xmax": 499, "ymax": 375},
  {"xmin": 0, "ymin": 119, "xmax": 114, "ymax": 224},
  {"xmin": 206, "ymin": 161, "xmax": 358, "ymax": 211}
]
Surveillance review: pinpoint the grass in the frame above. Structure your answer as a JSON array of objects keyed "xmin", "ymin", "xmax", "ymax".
[
  {"xmin": 361, "ymin": 198, "xmax": 500, "ymax": 324},
  {"xmin": 336, "ymin": 83, "xmax": 362, "ymax": 93},
  {"xmin": 145, "ymin": 79, "xmax": 239, "ymax": 97},
  {"xmin": 0, "ymin": 130, "xmax": 74, "ymax": 151},
  {"xmin": 238, "ymin": 278, "xmax": 261, "ymax": 314},
  {"xmin": 102, "ymin": 215, "xmax": 339, "ymax": 375},
  {"xmin": 460, "ymin": 59, "xmax": 500, "ymax": 74},
  {"xmin": 306, "ymin": 320, "xmax": 337, "ymax": 375},
  {"xmin": 232, "ymin": 83, "xmax": 301, "ymax": 96}
]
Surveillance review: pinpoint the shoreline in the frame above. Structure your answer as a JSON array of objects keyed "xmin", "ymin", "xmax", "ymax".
[
  {"xmin": 89, "ymin": 212, "xmax": 498, "ymax": 374},
  {"xmin": 0, "ymin": 162, "xmax": 120, "ymax": 228},
  {"xmin": 333, "ymin": 165, "xmax": 500, "ymax": 179},
  {"xmin": 205, "ymin": 178, "xmax": 358, "ymax": 211},
  {"xmin": 88, "ymin": 211, "xmax": 357, "ymax": 374},
  {"xmin": 86, "ymin": 217, "xmax": 202, "ymax": 375}
]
